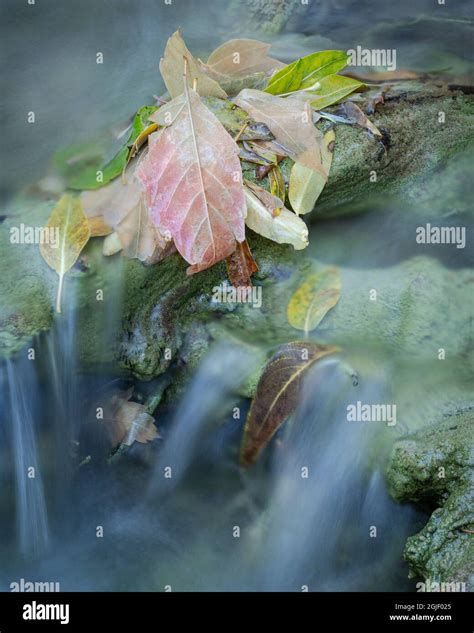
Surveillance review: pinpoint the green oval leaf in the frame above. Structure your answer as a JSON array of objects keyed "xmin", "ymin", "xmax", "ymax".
[
  {"xmin": 308, "ymin": 75, "xmax": 365, "ymax": 110},
  {"xmin": 265, "ymin": 50, "xmax": 348, "ymax": 95}
]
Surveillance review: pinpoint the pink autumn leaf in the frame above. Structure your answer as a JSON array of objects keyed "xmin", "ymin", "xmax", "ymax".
[{"xmin": 136, "ymin": 85, "xmax": 246, "ymax": 274}]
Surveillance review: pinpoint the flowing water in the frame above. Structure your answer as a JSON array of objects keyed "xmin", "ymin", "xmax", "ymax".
[
  {"xmin": 0, "ymin": 343, "xmax": 421, "ymax": 591},
  {"xmin": 1, "ymin": 0, "xmax": 473, "ymax": 592}
]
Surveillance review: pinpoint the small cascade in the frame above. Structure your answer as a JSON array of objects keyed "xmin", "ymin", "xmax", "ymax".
[{"xmin": 4, "ymin": 357, "xmax": 49, "ymax": 557}]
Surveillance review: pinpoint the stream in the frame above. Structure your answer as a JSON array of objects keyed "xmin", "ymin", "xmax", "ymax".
[{"xmin": 1, "ymin": 0, "xmax": 472, "ymax": 593}]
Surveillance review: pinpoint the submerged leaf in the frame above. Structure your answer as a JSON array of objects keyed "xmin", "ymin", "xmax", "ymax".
[
  {"xmin": 289, "ymin": 129, "xmax": 335, "ymax": 215},
  {"xmin": 105, "ymin": 389, "xmax": 160, "ymax": 449},
  {"xmin": 160, "ymin": 30, "xmax": 227, "ymax": 99},
  {"xmin": 235, "ymin": 89, "xmax": 324, "ymax": 174},
  {"xmin": 244, "ymin": 181, "xmax": 308, "ymax": 250},
  {"xmin": 265, "ymin": 50, "xmax": 348, "ymax": 95},
  {"xmin": 40, "ymin": 195, "xmax": 90, "ymax": 313},
  {"xmin": 287, "ymin": 267, "xmax": 341, "ymax": 335},
  {"xmin": 226, "ymin": 239, "xmax": 258, "ymax": 288},
  {"xmin": 240, "ymin": 341, "xmax": 339, "ymax": 467},
  {"xmin": 204, "ymin": 39, "xmax": 283, "ymax": 79},
  {"xmin": 137, "ymin": 84, "xmax": 246, "ymax": 273}
]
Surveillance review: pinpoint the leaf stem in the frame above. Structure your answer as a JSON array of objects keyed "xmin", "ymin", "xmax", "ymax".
[
  {"xmin": 56, "ymin": 273, "xmax": 64, "ymax": 314},
  {"xmin": 233, "ymin": 121, "xmax": 248, "ymax": 143}
]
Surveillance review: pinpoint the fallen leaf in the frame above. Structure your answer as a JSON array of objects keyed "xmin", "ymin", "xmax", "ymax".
[
  {"xmin": 68, "ymin": 105, "xmax": 159, "ymax": 190},
  {"xmin": 289, "ymin": 129, "xmax": 335, "ymax": 215},
  {"xmin": 255, "ymin": 154, "xmax": 286, "ymax": 180},
  {"xmin": 104, "ymin": 388, "xmax": 159, "ymax": 449},
  {"xmin": 244, "ymin": 181, "xmax": 308, "ymax": 250},
  {"xmin": 213, "ymin": 72, "xmax": 269, "ymax": 97},
  {"xmin": 234, "ymin": 89, "xmax": 325, "ymax": 174},
  {"xmin": 239, "ymin": 139, "xmax": 280, "ymax": 166},
  {"xmin": 287, "ymin": 267, "xmax": 341, "ymax": 335},
  {"xmin": 160, "ymin": 30, "xmax": 227, "ymax": 99},
  {"xmin": 345, "ymin": 69, "xmax": 420, "ymax": 83},
  {"xmin": 341, "ymin": 101, "xmax": 382, "ymax": 138},
  {"xmin": 226, "ymin": 239, "xmax": 258, "ymax": 288},
  {"xmin": 40, "ymin": 194, "xmax": 90, "ymax": 313},
  {"xmin": 204, "ymin": 39, "xmax": 283, "ymax": 79},
  {"xmin": 88, "ymin": 216, "xmax": 113, "ymax": 237},
  {"xmin": 366, "ymin": 88, "xmax": 389, "ymax": 115},
  {"xmin": 102, "ymin": 231, "xmax": 123, "ymax": 256},
  {"xmin": 137, "ymin": 82, "xmax": 246, "ymax": 273},
  {"xmin": 268, "ymin": 165, "xmax": 286, "ymax": 201},
  {"xmin": 81, "ymin": 158, "xmax": 172, "ymax": 264},
  {"xmin": 306, "ymin": 75, "xmax": 365, "ymax": 110},
  {"xmin": 240, "ymin": 341, "xmax": 339, "ymax": 466},
  {"xmin": 239, "ymin": 143, "xmax": 275, "ymax": 166},
  {"xmin": 265, "ymin": 50, "xmax": 348, "ymax": 95}
]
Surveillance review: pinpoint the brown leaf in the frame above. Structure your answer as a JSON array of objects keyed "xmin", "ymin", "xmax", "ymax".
[
  {"xmin": 341, "ymin": 101, "xmax": 382, "ymax": 138},
  {"xmin": 344, "ymin": 69, "xmax": 420, "ymax": 83},
  {"xmin": 203, "ymin": 39, "xmax": 283, "ymax": 79},
  {"xmin": 234, "ymin": 89, "xmax": 325, "ymax": 175},
  {"xmin": 104, "ymin": 389, "xmax": 160, "ymax": 449},
  {"xmin": 240, "ymin": 342, "xmax": 339, "ymax": 467},
  {"xmin": 225, "ymin": 239, "xmax": 258, "ymax": 288},
  {"xmin": 159, "ymin": 30, "xmax": 227, "ymax": 99}
]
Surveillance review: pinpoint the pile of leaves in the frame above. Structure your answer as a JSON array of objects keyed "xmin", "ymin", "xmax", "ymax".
[{"xmin": 40, "ymin": 31, "xmax": 369, "ymax": 312}]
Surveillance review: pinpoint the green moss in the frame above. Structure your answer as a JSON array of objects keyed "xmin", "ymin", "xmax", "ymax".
[{"xmin": 386, "ymin": 411, "xmax": 474, "ymax": 588}]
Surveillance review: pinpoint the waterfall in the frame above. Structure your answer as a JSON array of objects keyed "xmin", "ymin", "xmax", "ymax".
[{"xmin": 4, "ymin": 357, "xmax": 49, "ymax": 557}]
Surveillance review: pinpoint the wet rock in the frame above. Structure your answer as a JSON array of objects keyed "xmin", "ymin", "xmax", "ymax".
[
  {"xmin": 386, "ymin": 411, "xmax": 474, "ymax": 590},
  {"xmin": 0, "ymin": 84, "xmax": 473, "ymax": 364}
]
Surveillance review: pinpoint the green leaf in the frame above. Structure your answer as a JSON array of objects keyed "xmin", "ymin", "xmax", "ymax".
[
  {"xmin": 308, "ymin": 75, "xmax": 365, "ymax": 110},
  {"xmin": 264, "ymin": 58, "xmax": 304, "ymax": 95},
  {"xmin": 67, "ymin": 105, "xmax": 159, "ymax": 190},
  {"xmin": 265, "ymin": 50, "xmax": 348, "ymax": 95},
  {"xmin": 287, "ymin": 267, "xmax": 341, "ymax": 335}
]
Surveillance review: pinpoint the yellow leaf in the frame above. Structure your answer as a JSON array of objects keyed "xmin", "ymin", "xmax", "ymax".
[
  {"xmin": 289, "ymin": 129, "xmax": 335, "ymax": 215},
  {"xmin": 40, "ymin": 194, "xmax": 90, "ymax": 313},
  {"xmin": 287, "ymin": 267, "xmax": 341, "ymax": 335},
  {"xmin": 88, "ymin": 216, "xmax": 113, "ymax": 237}
]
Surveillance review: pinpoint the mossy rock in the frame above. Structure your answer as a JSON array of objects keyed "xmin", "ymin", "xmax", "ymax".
[{"xmin": 386, "ymin": 411, "xmax": 474, "ymax": 589}]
